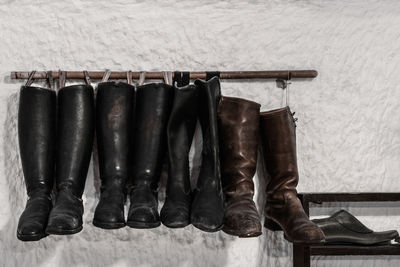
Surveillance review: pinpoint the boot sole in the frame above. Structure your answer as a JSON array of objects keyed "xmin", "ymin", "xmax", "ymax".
[
  {"xmin": 17, "ymin": 232, "xmax": 47, "ymax": 241},
  {"xmin": 192, "ymin": 222, "xmax": 224, "ymax": 233},
  {"xmin": 93, "ymin": 220, "xmax": 126, "ymax": 229},
  {"xmin": 222, "ymin": 227, "xmax": 262, "ymax": 238},
  {"xmin": 45, "ymin": 225, "xmax": 83, "ymax": 235},
  {"xmin": 126, "ymin": 220, "xmax": 161, "ymax": 229},
  {"xmin": 161, "ymin": 220, "xmax": 190, "ymax": 229}
]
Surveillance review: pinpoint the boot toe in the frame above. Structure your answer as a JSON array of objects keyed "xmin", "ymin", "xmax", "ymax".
[
  {"xmin": 94, "ymin": 210, "xmax": 124, "ymax": 223},
  {"xmin": 160, "ymin": 209, "xmax": 190, "ymax": 228},
  {"xmin": 17, "ymin": 222, "xmax": 47, "ymax": 241},
  {"xmin": 191, "ymin": 212, "xmax": 223, "ymax": 232},
  {"xmin": 127, "ymin": 206, "xmax": 160, "ymax": 228},
  {"xmin": 46, "ymin": 214, "xmax": 82, "ymax": 235},
  {"xmin": 223, "ymin": 214, "xmax": 262, "ymax": 237},
  {"xmin": 17, "ymin": 221, "xmax": 46, "ymax": 238},
  {"xmin": 93, "ymin": 192, "xmax": 126, "ymax": 228},
  {"xmin": 93, "ymin": 210, "xmax": 125, "ymax": 229}
]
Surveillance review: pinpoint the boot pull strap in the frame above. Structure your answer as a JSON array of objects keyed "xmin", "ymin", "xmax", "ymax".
[
  {"xmin": 25, "ymin": 70, "xmax": 36, "ymax": 86},
  {"xmin": 127, "ymin": 70, "xmax": 133, "ymax": 85},
  {"xmin": 47, "ymin": 71, "xmax": 54, "ymax": 91},
  {"xmin": 172, "ymin": 71, "xmax": 190, "ymax": 88},
  {"xmin": 163, "ymin": 71, "xmax": 173, "ymax": 85},
  {"xmin": 206, "ymin": 71, "xmax": 220, "ymax": 81},
  {"xmin": 181, "ymin": 72, "xmax": 190, "ymax": 86},
  {"xmin": 58, "ymin": 70, "xmax": 66, "ymax": 89},
  {"xmin": 83, "ymin": 70, "xmax": 91, "ymax": 86},
  {"xmin": 138, "ymin": 71, "xmax": 146, "ymax": 86},
  {"xmin": 101, "ymin": 69, "xmax": 111, "ymax": 83},
  {"xmin": 173, "ymin": 71, "xmax": 182, "ymax": 87}
]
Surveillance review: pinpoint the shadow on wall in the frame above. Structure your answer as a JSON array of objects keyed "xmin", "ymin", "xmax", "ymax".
[{"xmin": 0, "ymin": 91, "xmax": 236, "ymax": 267}]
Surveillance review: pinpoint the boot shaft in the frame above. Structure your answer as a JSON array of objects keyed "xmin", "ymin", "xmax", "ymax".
[
  {"xmin": 194, "ymin": 77, "xmax": 221, "ymax": 190},
  {"xmin": 217, "ymin": 96, "xmax": 260, "ymax": 198},
  {"xmin": 18, "ymin": 86, "xmax": 56, "ymax": 196},
  {"xmin": 166, "ymin": 85, "xmax": 198, "ymax": 196},
  {"xmin": 96, "ymin": 82, "xmax": 135, "ymax": 188},
  {"xmin": 56, "ymin": 84, "xmax": 95, "ymax": 197},
  {"xmin": 189, "ymin": 77, "xmax": 225, "ymax": 232},
  {"xmin": 130, "ymin": 83, "xmax": 174, "ymax": 189},
  {"xmin": 259, "ymin": 106, "xmax": 298, "ymax": 194}
]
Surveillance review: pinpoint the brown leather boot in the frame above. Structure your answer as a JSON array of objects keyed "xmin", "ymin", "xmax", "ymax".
[
  {"xmin": 218, "ymin": 96, "xmax": 262, "ymax": 238},
  {"xmin": 260, "ymin": 106, "xmax": 325, "ymax": 244}
]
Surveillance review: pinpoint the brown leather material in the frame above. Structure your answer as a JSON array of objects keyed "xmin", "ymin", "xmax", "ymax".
[
  {"xmin": 260, "ymin": 106, "xmax": 325, "ymax": 244},
  {"xmin": 218, "ymin": 96, "xmax": 262, "ymax": 237}
]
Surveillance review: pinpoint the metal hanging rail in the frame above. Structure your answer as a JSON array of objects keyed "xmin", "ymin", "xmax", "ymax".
[{"xmin": 11, "ymin": 70, "xmax": 318, "ymax": 80}]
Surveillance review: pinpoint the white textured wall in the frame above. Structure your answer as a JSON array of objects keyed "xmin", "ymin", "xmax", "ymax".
[{"xmin": 1, "ymin": 0, "xmax": 400, "ymax": 266}]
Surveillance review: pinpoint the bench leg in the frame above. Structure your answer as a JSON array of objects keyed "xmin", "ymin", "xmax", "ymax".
[{"xmin": 293, "ymin": 244, "xmax": 310, "ymax": 267}]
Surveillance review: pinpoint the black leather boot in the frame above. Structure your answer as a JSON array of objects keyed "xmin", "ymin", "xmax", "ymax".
[
  {"xmin": 160, "ymin": 84, "xmax": 199, "ymax": 228},
  {"xmin": 46, "ymin": 83, "xmax": 95, "ymax": 235},
  {"xmin": 17, "ymin": 85, "xmax": 56, "ymax": 241},
  {"xmin": 190, "ymin": 77, "xmax": 224, "ymax": 232},
  {"xmin": 127, "ymin": 83, "xmax": 174, "ymax": 228},
  {"xmin": 93, "ymin": 81, "xmax": 134, "ymax": 229}
]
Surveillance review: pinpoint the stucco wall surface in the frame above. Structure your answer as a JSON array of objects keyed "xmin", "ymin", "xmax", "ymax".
[{"xmin": 1, "ymin": 0, "xmax": 400, "ymax": 266}]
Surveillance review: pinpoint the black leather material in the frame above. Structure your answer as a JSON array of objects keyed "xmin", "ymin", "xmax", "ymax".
[
  {"xmin": 206, "ymin": 72, "xmax": 220, "ymax": 80},
  {"xmin": 17, "ymin": 86, "xmax": 56, "ymax": 241},
  {"xmin": 46, "ymin": 84, "xmax": 95, "ymax": 235},
  {"xmin": 312, "ymin": 210, "xmax": 399, "ymax": 245},
  {"xmin": 160, "ymin": 84, "xmax": 199, "ymax": 228},
  {"xmin": 93, "ymin": 82, "xmax": 135, "ymax": 229},
  {"xmin": 127, "ymin": 83, "xmax": 174, "ymax": 229},
  {"xmin": 190, "ymin": 77, "xmax": 224, "ymax": 232}
]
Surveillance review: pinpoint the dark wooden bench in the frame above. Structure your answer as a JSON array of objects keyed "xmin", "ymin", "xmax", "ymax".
[{"xmin": 292, "ymin": 193, "xmax": 400, "ymax": 267}]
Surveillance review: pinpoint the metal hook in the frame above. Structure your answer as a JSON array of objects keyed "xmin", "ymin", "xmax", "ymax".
[
  {"xmin": 83, "ymin": 70, "xmax": 91, "ymax": 85},
  {"xmin": 127, "ymin": 70, "xmax": 132, "ymax": 85},
  {"xmin": 276, "ymin": 71, "xmax": 292, "ymax": 107},
  {"xmin": 101, "ymin": 69, "xmax": 111, "ymax": 83},
  {"xmin": 162, "ymin": 71, "xmax": 173, "ymax": 85},
  {"xmin": 58, "ymin": 70, "xmax": 66, "ymax": 89},
  {"xmin": 25, "ymin": 70, "xmax": 36, "ymax": 86},
  {"xmin": 138, "ymin": 71, "xmax": 146, "ymax": 86},
  {"xmin": 47, "ymin": 71, "xmax": 54, "ymax": 91}
]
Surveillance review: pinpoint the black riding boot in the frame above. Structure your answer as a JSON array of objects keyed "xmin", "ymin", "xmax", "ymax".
[
  {"xmin": 46, "ymin": 84, "xmax": 95, "ymax": 235},
  {"xmin": 160, "ymin": 84, "xmax": 198, "ymax": 228},
  {"xmin": 190, "ymin": 77, "xmax": 224, "ymax": 232},
  {"xmin": 127, "ymin": 83, "xmax": 173, "ymax": 228},
  {"xmin": 93, "ymin": 81, "xmax": 134, "ymax": 229},
  {"xmin": 17, "ymin": 86, "xmax": 56, "ymax": 241}
]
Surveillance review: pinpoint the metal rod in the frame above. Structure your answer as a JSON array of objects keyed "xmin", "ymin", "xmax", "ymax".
[{"xmin": 11, "ymin": 70, "xmax": 318, "ymax": 80}]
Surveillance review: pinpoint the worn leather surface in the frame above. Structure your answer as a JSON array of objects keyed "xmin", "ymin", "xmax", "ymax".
[
  {"xmin": 313, "ymin": 210, "xmax": 399, "ymax": 245},
  {"xmin": 160, "ymin": 84, "xmax": 199, "ymax": 228},
  {"xmin": 46, "ymin": 84, "xmax": 95, "ymax": 235},
  {"xmin": 191, "ymin": 77, "xmax": 224, "ymax": 232},
  {"xmin": 218, "ymin": 96, "xmax": 262, "ymax": 237},
  {"xmin": 93, "ymin": 82, "xmax": 135, "ymax": 229},
  {"xmin": 127, "ymin": 83, "xmax": 174, "ymax": 228},
  {"xmin": 17, "ymin": 86, "xmax": 56, "ymax": 241},
  {"xmin": 260, "ymin": 106, "xmax": 325, "ymax": 244}
]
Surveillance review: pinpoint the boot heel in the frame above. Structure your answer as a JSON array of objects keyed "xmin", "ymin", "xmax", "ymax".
[{"xmin": 264, "ymin": 218, "xmax": 282, "ymax": 231}]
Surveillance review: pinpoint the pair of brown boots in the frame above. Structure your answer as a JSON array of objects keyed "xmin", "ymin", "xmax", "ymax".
[{"xmin": 218, "ymin": 96, "xmax": 325, "ymax": 244}]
